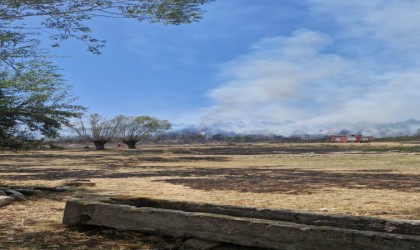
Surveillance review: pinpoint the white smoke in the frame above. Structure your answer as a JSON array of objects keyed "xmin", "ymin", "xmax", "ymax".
[{"xmin": 197, "ymin": 1, "xmax": 420, "ymax": 136}]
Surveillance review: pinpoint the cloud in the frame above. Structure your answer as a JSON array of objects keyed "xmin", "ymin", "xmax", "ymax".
[
  {"xmin": 198, "ymin": 1, "xmax": 420, "ymax": 135},
  {"xmin": 199, "ymin": 30, "xmax": 345, "ymax": 126},
  {"xmin": 307, "ymin": 0, "xmax": 420, "ymax": 59}
]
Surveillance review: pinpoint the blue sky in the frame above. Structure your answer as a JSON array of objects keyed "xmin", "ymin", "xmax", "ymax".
[{"xmin": 46, "ymin": 0, "xmax": 420, "ymax": 135}]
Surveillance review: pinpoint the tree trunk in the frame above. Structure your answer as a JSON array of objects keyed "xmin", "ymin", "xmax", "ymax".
[
  {"xmin": 123, "ymin": 140, "xmax": 137, "ymax": 149},
  {"xmin": 93, "ymin": 141, "xmax": 106, "ymax": 150}
]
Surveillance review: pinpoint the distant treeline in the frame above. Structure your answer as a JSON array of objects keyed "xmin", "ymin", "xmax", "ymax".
[
  {"xmin": 54, "ymin": 128, "xmax": 420, "ymax": 145},
  {"xmin": 55, "ymin": 128, "xmax": 328, "ymax": 144}
]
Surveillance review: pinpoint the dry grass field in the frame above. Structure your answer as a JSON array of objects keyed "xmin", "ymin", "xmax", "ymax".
[{"xmin": 1, "ymin": 142, "xmax": 420, "ymax": 249}]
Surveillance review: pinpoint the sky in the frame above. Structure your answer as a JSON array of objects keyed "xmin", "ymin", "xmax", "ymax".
[{"xmin": 46, "ymin": 0, "xmax": 420, "ymax": 136}]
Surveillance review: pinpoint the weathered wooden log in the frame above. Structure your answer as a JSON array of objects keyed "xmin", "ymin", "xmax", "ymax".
[
  {"xmin": 63, "ymin": 198, "xmax": 420, "ymax": 250},
  {"xmin": 0, "ymin": 196, "xmax": 14, "ymax": 207},
  {"xmin": 107, "ymin": 197, "xmax": 420, "ymax": 236},
  {"xmin": 14, "ymin": 189, "xmax": 43, "ymax": 196}
]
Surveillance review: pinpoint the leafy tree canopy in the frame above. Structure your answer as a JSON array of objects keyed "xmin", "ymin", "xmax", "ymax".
[
  {"xmin": 0, "ymin": 0, "xmax": 213, "ymax": 54},
  {"xmin": 0, "ymin": 30, "xmax": 84, "ymax": 150},
  {"xmin": 119, "ymin": 115, "xmax": 171, "ymax": 148},
  {"xmin": 0, "ymin": 0, "xmax": 211, "ymax": 150}
]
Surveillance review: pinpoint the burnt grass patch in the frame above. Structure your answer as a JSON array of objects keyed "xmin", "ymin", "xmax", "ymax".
[
  {"xmin": 2, "ymin": 166, "xmax": 419, "ymax": 194},
  {"xmin": 168, "ymin": 144, "xmax": 420, "ymax": 155},
  {"xmin": 158, "ymin": 168, "xmax": 420, "ymax": 194},
  {"xmin": 130, "ymin": 156, "xmax": 230, "ymax": 162},
  {"xmin": 169, "ymin": 145, "xmax": 342, "ymax": 155}
]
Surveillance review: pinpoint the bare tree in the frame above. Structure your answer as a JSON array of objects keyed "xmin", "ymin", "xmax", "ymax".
[
  {"xmin": 119, "ymin": 116, "xmax": 171, "ymax": 149},
  {"xmin": 73, "ymin": 114, "xmax": 125, "ymax": 150}
]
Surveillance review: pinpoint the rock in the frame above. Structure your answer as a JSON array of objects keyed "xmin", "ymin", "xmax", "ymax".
[
  {"xmin": 14, "ymin": 189, "xmax": 43, "ymax": 196},
  {"xmin": 63, "ymin": 179, "xmax": 96, "ymax": 187},
  {"xmin": 0, "ymin": 196, "xmax": 15, "ymax": 207},
  {"xmin": 54, "ymin": 185, "xmax": 75, "ymax": 192},
  {"xmin": 0, "ymin": 190, "xmax": 6, "ymax": 196},
  {"xmin": 184, "ymin": 239, "xmax": 222, "ymax": 249},
  {"xmin": 3, "ymin": 189, "xmax": 25, "ymax": 201}
]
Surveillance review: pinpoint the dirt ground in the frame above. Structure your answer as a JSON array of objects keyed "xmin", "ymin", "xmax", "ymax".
[{"xmin": 1, "ymin": 142, "xmax": 420, "ymax": 249}]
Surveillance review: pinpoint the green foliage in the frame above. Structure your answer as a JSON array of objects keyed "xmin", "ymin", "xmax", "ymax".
[
  {"xmin": 0, "ymin": 130, "xmax": 43, "ymax": 151},
  {"xmin": 0, "ymin": 0, "xmax": 213, "ymax": 54},
  {"xmin": 0, "ymin": 31, "xmax": 84, "ymax": 150},
  {"xmin": 119, "ymin": 115, "xmax": 171, "ymax": 148},
  {"xmin": 0, "ymin": 0, "xmax": 210, "ymax": 150}
]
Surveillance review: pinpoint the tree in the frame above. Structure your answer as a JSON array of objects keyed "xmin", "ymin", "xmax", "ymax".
[
  {"xmin": 72, "ymin": 114, "xmax": 125, "ymax": 150},
  {"xmin": 0, "ymin": 31, "xmax": 84, "ymax": 150},
  {"xmin": 0, "ymin": 1, "xmax": 211, "ymax": 149},
  {"xmin": 0, "ymin": 0, "xmax": 213, "ymax": 54},
  {"xmin": 119, "ymin": 115, "xmax": 171, "ymax": 149},
  {"xmin": 339, "ymin": 129, "xmax": 351, "ymax": 136}
]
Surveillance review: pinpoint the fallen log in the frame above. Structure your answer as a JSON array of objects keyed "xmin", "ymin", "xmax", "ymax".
[{"xmin": 63, "ymin": 197, "xmax": 420, "ymax": 250}]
